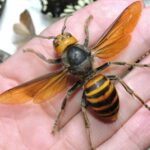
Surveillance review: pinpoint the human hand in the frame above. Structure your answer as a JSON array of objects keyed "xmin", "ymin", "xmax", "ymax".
[{"xmin": 0, "ymin": 0, "xmax": 150, "ymax": 149}]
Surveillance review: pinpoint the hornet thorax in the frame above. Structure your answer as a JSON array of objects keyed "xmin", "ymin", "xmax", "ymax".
[
  {"xmin": 61, "ymin": 44, "xmax": 93, "ymax": 77},
  {"xmin": 52, "ymin": 32, "xmax": 93, "ymax": 77}
]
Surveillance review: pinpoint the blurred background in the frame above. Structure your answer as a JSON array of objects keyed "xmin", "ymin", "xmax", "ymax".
[
  {"xmin": 0, "ymin": 0, "xmax": 57, "ymax": 55},
  {"xmin": 0, "ymin": 0, "xmax": 96, "ymax": 55}
]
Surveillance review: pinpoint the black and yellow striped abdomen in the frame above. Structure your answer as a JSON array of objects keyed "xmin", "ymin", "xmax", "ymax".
[{"xmin": 84, "ymin": 74, "xmax": 119, "ymax": 121}]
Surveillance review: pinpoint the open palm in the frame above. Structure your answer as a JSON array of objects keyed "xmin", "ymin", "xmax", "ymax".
[{"xmin": 0, "ymin": 0, "xmax": 150, "ymax": 149}]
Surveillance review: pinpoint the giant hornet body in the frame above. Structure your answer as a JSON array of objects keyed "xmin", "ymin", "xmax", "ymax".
[{"xmin": 0, "ymin": 1, "xmax": 149, "ymax": 149}]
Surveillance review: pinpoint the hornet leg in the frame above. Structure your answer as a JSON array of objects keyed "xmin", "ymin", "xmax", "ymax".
[
  {"xmin": 107, "ymin": 75, "xmax": 150, "ymax": 111},
  {"xmin": 52, "ymin": 81, "xmax": 82, "ymax": 134},
  {"xmin": 109, "ymin": 61, "xmax": 150, "ymax": 68},
  {"xmin": 61, "ymin": 15, "xmax": 71, "ymax": 34},
  {"xmin": 35, "ymin": 15, "xmax": 71, "ymax": 39},
  {"xmin": 94, "ymin": 61, "xmax": 150, "ymax": 76},
  {"xmin": 81, "ymin": 93, "xmax": 94, "ymax": 150},
  {"xmin": 23, "ymin": 49, "xmax": 61, "ymax": 64},
  {"xmin": 128, "ymin": 50, "xmax": 150, "ymax": 71},
  {"xmin": 84, "ymin": 15, "xmax": 93, "ymax": 47}
]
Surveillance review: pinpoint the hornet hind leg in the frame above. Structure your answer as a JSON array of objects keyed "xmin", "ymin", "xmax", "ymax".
[
  {"xmin": 107, "ymin": 75, "xmax": 150, "ymax": 111},
  {"xmin": 81, "ymin": 93, "xmax": 94, "ymax": 150}
]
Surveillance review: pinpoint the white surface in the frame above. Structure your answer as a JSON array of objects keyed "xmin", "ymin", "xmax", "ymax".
[
  {"xmin": 144, "ymin": 0, "xmax": 150, "ymax": 7},
  {"xmin": 0, "ymin": 0, "xmax": 57, "ymax": 54}
]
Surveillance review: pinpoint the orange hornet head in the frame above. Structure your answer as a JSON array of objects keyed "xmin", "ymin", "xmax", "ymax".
[{"xmin": 53, "ymin": 32, "xmax": 77, "ymax": 56}]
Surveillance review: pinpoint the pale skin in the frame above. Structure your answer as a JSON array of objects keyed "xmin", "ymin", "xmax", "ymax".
[{"xmin": 0, "ymin": 0, "xmax": 150, "ymax": 149}]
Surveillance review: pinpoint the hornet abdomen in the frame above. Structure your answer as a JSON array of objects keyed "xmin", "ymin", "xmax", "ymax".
[{"xmin": 84, "ymin": 74, "xmax": 119, "ymax": 121}]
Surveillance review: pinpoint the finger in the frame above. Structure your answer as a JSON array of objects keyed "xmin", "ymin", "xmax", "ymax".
[{"xmin": 98, "ymin": 101, "xmax": 150, "ymax": 150}]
